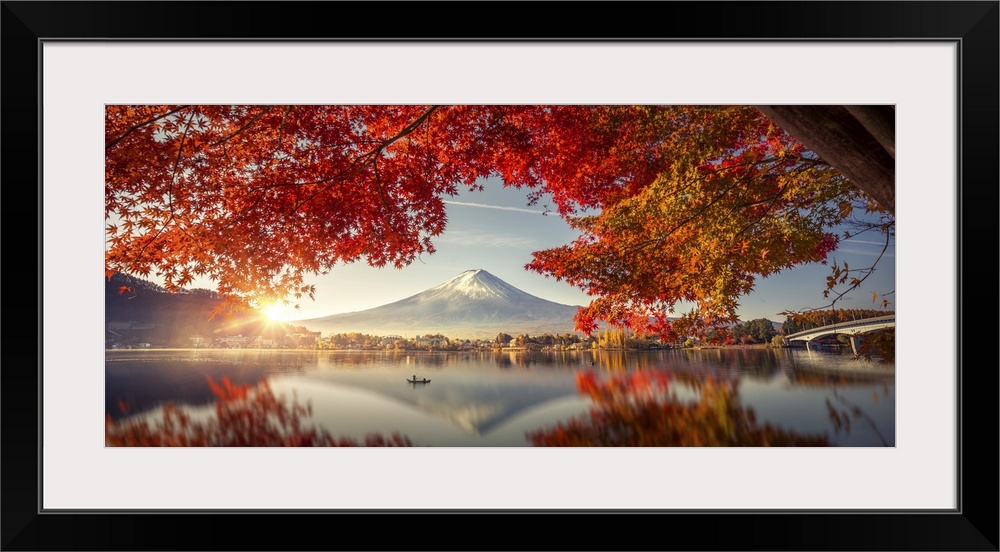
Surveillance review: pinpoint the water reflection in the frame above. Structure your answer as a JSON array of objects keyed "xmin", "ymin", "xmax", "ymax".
[
  {"xmin": 528, "ymin": 371, "xmax": 830, "ymax": 446},
  {"xmin": 105, "ymin": 350, "xmax": 283, "ymax": 420},
  {"xmin": 105, "ymin": 348, "xmax": 894, "ymax": 446},
  {"xmin": 106, "ymin": 376, "xmax": 412, "ymax": 447}
]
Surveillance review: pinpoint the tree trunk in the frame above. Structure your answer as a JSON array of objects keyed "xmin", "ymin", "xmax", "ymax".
[{"xmin": 756, "ymin": 105, "xmax": 895, "ymax": 216}]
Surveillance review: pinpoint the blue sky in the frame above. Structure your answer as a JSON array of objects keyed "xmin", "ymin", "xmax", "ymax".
[
  {"xmin": 263, "ymin": 178, "xmax": 592, "ymax": 321},
  {"xmin": 260, "ymin": 176, "xmax": 896, "ymax": 324}
]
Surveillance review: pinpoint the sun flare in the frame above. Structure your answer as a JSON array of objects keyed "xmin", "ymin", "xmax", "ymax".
[{"xmin": 260, "ymin": 302, "xmax": 293, "ymax": 322}]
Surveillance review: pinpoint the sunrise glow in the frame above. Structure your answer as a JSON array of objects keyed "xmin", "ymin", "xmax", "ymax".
[{"xmin": 260, "ymin": 302, "xmax": 298, "ymax": 322}]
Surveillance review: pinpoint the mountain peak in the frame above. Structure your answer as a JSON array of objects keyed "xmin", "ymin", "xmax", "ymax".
[
  {"xmin": 457, "ymin": 268, "xmax": 487, "ymax": 278},
  {"xmin": 433, "ymin": 269, "xmax": 517, "ymax": 300},
  {"xmin": 296, "ymin": 269, "xmax": 582, "ymax": 338}
]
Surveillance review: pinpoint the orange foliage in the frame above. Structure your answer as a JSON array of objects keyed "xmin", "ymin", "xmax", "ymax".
[
  {"xmin": 855, "ymin": 329, "xmax": 895, "ymax": 363},
  {"xmin": 105, "ymin": 376, "xmax": 412, "ymax": 447},
  {"xmin": 528, "ymin": 371, "xmax": 828, "ymax": 446}
]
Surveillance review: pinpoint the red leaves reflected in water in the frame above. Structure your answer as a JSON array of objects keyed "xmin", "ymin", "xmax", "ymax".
[
  {"xmin": 106, "ymin": 376, "xmax": 412, "ymax": 447},
  {"xmin": 206, "ymin": 374, "xmax": 248, "ymax": 400},
  {"xmin": 528, "ymin": 371, "xmax": 828, "ymax": 447}
]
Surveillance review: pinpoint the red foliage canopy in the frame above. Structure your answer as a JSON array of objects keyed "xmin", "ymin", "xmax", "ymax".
[{"xmin": 106, "ymin": 105, "xmax": 887, "ymax": 336}]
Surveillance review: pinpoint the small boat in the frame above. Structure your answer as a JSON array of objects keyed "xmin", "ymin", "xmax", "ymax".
[{"xmin": 407, "ymin": 377, "xmax": 431, "ymax": 384}]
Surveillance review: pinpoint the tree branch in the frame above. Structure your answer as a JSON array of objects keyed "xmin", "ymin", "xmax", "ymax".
[
  {"xmin": 105, "ymin": 105, "xmax": 191, "ymax": 150},
  {"xmin": 124, "ymin": 109, "xmax": 199, "ymax": 279},
  {"xmin": 792, "ymin": 231, "xmax": 893, "ymax": 314},
  {"xmin": 210, "ymin": 105, "xmax": 273, "ymax": 146},
  {"xmin": 289, "ymin": 105, "xmax": 440, "ymax": 215}
]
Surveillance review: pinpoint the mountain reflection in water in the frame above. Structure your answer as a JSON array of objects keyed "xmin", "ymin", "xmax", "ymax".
[{"xmin": 106, "ymin": 348, "xmax": 894, "ymax": 446}]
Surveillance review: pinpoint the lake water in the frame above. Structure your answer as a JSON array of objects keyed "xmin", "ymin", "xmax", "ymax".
[{"xmin": 105, "ymin": 347, "xmax": 895, "ymax": 447}]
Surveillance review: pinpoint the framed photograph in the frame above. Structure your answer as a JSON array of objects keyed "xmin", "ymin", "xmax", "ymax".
[{"xmin": 7, "ymin": 1, "xmax": 997, "ymax": 550}]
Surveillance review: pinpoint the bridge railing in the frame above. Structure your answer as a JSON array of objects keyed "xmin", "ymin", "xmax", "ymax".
[{"xmin": 784, "ymin": 315, "xmax": 895, "ymax": 340}]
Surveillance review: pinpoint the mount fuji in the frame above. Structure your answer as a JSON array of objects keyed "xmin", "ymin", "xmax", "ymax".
[{"xmin": 294, "ymin": 269, "xmax": 584, "ymax": 338}]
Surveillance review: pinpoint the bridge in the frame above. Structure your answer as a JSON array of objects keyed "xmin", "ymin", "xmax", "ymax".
[{"xmin": 784, "ymin": 315, "xmax": 895, "ymax": 355}]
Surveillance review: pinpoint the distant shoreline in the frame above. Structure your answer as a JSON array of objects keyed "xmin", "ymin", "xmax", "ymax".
[{"xmin": 105, "ymin": 342, "xmax": 829, "ymax": 353}]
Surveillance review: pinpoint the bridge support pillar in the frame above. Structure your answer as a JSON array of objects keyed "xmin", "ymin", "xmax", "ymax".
[{"xmin": 850, "ymin": 336, "xmax": 858, "ymax": 356}]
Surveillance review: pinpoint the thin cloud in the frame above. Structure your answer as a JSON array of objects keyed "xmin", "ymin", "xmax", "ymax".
[
  {"xmin": 834, "ymin": 247, "xmax": 895, "ymax": 258},
  {"xmin": 435, "ymin": 229, "xmax": 544, "ymax": 249},
  {"xmin": 843, "ymin": 238, "xmax": 894, "ymax": 246},
  {"xmin": 444, "ymin": 200, "xmax": 547, "ymax": 215}
]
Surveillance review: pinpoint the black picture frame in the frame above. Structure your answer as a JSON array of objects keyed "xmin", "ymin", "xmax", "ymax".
[{"xmin": 4, "ymin": 1, "xmax": 997, "ymax": 550}]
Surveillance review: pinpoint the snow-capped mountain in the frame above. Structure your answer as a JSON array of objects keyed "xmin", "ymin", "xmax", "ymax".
[{"xmin": 294, "ymin": 269, "xmax": 583, "ymax": 338}]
